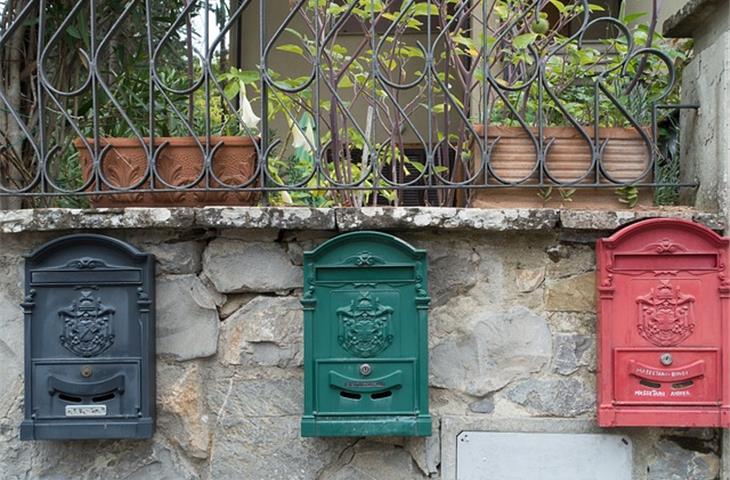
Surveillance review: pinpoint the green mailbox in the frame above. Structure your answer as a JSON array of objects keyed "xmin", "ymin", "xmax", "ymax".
[{"xmin": 301, "ymin": 231, "xmax": 432, "ymax": 437}]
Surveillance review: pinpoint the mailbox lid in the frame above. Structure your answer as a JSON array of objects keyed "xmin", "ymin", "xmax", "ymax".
[
  {"xmin": 32, "ymin": 360, "xmax": 141, "ymax": 419},
  {"xmin": 315, "ymin": 359, "xmax": 417, "ymax": 415},
  {"xmin": 613, "ymin": 348, "xmax": 719, "ymax": 405}
]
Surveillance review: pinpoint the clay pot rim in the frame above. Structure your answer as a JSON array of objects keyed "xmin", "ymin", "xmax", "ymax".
[
  {"xmin": 73, "ymin": 135, "xmax": 259, "ymax": 148},
  {"xmin": 472, "ymin": 124, "xmax": 650, "ymax": 139}
]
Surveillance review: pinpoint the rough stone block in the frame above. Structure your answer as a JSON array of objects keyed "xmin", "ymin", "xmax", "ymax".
[
  {"xmin": 219, "ymin": 296, "xmax": 302, "ymax": 368},
  {"xmin": 157, "ymin": 275, "xmax": 220, "ymax": 360},
  {"xmin": 430, "ymin": 306, "xmax": 551, "ymax": 396},
  {"xmin": 552, "ymin": 333, "xmax": 594, "ymax": 375},
  {"xmin": 203, "ymin": 239, "xmax": 302, "ymax": 293},
  {"xmin": 506, "ymin": 377, "xmax": 595, "ymax": 417},
  {"xmin": 545, "ymin": 272, "xmax": 596, "ymax": 312},
  {"xmin": 648, "ymin": 439, "xmax": 720, "ymax": 480},
  {"xmin": 158, "ymin": 362, "xmax": 210, "ymax": 459}
]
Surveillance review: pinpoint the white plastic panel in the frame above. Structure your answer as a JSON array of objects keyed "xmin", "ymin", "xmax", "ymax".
[{"xmin": 456, "ymin": 432, "xmax": 632, "ymax": 480}]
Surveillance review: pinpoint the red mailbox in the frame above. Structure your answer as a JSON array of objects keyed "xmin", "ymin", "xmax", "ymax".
[{"xmin": 597, "ymin": 218, "xmax": 730, "ymax": 427}]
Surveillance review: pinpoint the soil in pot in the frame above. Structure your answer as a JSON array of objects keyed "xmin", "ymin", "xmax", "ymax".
[
  {"xmin": 74, "ymin": 136, "xmax": 259, "ymax": 207},
  {"xmin": 469, "ymin": 125, "xmax": 653, "ymax": 209}
]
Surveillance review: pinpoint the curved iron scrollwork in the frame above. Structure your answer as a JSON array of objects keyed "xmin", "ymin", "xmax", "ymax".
[{"xmin": 0, "ymin": 0, "xmax": 695, "ymax": 206}]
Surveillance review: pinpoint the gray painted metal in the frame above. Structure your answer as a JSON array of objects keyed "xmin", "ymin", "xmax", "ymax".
[
  {"xmin": 456, "ymin": 431, "xmax": 632, "ymax": 480},
  {"xmin": 21, "ymin": 234, "xmax": 155, "ymax": 440}
]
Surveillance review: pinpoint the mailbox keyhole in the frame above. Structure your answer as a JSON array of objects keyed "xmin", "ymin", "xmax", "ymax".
[
  {"xmin": 340, "ymin": 391, "xmax": 362, "ymax": 400},
  {"xmin": 58, "ymin": 393, "xmax": 82, "ymax": 403},
  {"xmin": 371, "ymin": 390, "xmax": 392, "ymax": 400}
]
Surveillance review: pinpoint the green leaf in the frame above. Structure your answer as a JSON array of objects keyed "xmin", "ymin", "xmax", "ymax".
[
  {"xmin": 412, "ymin": 3, "xmax": 439, "ymax": 17},
  {"xmin": 512, "ymin": 33, "xmax": 537, "ymax": 50},
  {"xmin": 549, "ymin": 0, "xmax": 566, "ymax": 14},
  {"xmin": 276, "ymin": 44, "xmax": 305, "ymax": 56}
]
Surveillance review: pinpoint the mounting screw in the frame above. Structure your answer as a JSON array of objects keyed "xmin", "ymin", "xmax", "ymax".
[
  {"xmin": 81, "ymin": 366, "xmax": 93, "ymax": 378},
  {"xmin": 660, "ymin": 353, "xmax": 673, "ymax": 366},
  {"xmin": 359, "ymin": 363, "xmax": 372, "ymax": 376}
]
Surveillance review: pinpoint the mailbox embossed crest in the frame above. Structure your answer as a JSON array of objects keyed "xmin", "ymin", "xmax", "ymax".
[
  {"xmin": 597, "ymin": 219, "xmax": 730, "ymax": 428},
  {"xmin": 302, "ymin": 232, "xmax": 432, "ymax": 437},
  {"xmin": 337, "ymin": 292, "xmax": 394, "ymax": 357},
  {"xmin": 636, "ymin": 280, "xmax": 695, "ymax": 347},
  {"xmin": 59, "ymin": 288, "xmax": 116, "ymax": 357},
  {"xmin": 21, "ymin": 235, "xmax": 155, "ymax": 440}
]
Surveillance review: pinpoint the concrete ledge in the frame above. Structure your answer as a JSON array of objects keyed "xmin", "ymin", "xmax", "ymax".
[
  {"xmin": 196, "ymin": 206, "xmax": 336, "ymax": 230},
  {"xmin": 663, "ymin": 0, "xmax": 724, "ymax": 37},
  {"xmin": 559, "ymin": 208, "xmax": 725, "ymax": 231},
  {"xmin": 335, "ymin": 207, "xmax": 560, "ymax": 231},
  {"xmin": 0, "ymin": 207, "xmax": 724, "ymax": 234},
  {"xmin": 0, "ymin": 208, "xmax": 196, "ymax": 233}
]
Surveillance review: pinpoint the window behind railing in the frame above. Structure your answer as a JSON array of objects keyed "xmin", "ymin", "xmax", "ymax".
[{"xmin": 0, "ymin": 1, "xmax": 695, "ymax": 208}]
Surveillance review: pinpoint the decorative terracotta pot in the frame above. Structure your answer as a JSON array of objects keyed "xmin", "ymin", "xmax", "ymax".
[
  {"xmin": 74, "ymin": 136, "xmax": 259, "ymax": 207},
  {"xmin": 469, "ymin": 125, "xmax": 653, "ymax": 208}
]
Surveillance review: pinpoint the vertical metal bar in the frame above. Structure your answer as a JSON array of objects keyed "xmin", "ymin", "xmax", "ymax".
[
  {"xmin": 594, "ymin": 80, "xmax": 600, "ymax": 184},
  {"xmin": 90, "ymin": 0, "xmax": 100, "ymax": 194},
  {"xmin": 425, "ymin": 0, "xmax": 433, "ymax": 196},
  {"xmin": 481, "ymin": 0, "xmax": 489, "ymax": 186},
  {"xmin": 204, "ymin": 0, "xmax": 212, "ymax": 190},
  {"xmin": 259, "ymin": 0, "xmax": 269, "ymax": 204},
  {"xmin": 369, "ymin": 0, "xmax": 378, "ymax": 204},
  {"xmin": 37, "ymin": 0, "xmax": 47, "ymax": 194},
  {"xmin": 146, "ymin": 0, "xmax": 156, "ymax": 191}
]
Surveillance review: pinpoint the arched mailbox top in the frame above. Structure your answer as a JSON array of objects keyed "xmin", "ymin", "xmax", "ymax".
[
  {"xmin": 26, "ymin": 234, "xmax": 152, "ymax": 266},
  {"xmin": 600, "ymin": 218, "xmax": 729, "ymax": 251},
  {"xmin": 304, "ymin": 231, "xmax": 427, "ymax": 265}
]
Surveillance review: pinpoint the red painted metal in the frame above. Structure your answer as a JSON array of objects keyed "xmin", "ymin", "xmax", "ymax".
[{"xmin": 597, "ymin": 218, "xmax": 730, "ymax": 427}]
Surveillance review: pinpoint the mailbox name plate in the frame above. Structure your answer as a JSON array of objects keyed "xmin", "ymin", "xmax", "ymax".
[{"xmin": 65, "ymin": 405, "xmax": 108, "ymax": 417}]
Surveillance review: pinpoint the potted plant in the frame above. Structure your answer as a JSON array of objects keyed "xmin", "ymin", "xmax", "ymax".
[
  {"xmin": 439, "ymin": 0, "xmax": 689, "ymax": 208},
  {"xmin": 73, "ymin": 3, "xmax": 260, "ymax": 207}
]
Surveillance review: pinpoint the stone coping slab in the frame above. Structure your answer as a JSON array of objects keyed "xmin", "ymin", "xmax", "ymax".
[
  {"xmin": 0, "ymin": 206, "xmax": 723, "ymax": 234},
  {"xmin": 664, "ymin": 0, "xmax": 724, "ymax": 37}
]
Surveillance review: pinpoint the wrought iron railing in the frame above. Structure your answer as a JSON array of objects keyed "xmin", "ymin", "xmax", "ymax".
[{"xmin": 0, "ymin": 0, "xmax": 696, "ymax": 207}]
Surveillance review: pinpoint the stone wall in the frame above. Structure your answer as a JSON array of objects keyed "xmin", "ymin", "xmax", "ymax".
[
  {"xmin": 0, "ymin": 207, "xmax": 725, "ymax": 479},
  {"xmin": 665, "ymin": 0, "xmax": 730, "ymax": 227}
]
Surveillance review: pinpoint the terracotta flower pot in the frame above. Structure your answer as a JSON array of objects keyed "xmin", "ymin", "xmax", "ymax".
[
  {"xmin": 469, "ymin": 125, "xmax": 653, "ymax": 209},
  {"xmin": 74, "ymin": 136, "xmax": 259, "ymax": 207}
]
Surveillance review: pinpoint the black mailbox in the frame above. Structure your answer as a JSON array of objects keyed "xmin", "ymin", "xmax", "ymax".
[{"xmin": 21, "ymin": 234, "xmax": 155, "ymax": 440}]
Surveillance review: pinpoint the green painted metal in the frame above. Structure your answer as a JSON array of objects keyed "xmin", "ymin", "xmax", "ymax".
[{"xmin": 301, "ymin": 231, "xmax": 432, "ymax": 437}]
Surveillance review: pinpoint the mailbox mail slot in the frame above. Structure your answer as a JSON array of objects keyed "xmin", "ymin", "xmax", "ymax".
[
  {"xmin": 597, "ymin": 219, "xmax": 730, "ymax": 427},
  {"xmin": 301, "ymin": 231, "xmax": 431, "ymax": 437},
  {"xmin": 21, "ymin": 235, "xmax": 155, "ymax": 440}
]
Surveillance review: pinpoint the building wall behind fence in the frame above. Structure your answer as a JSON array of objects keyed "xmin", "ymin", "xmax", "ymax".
[{"xmin": 0, "ymin": 207, "xmax": 723, "ymax": 479}]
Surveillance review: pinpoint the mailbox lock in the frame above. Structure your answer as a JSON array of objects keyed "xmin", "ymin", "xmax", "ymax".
[
  {"xmin": 359, "ymin": 364, "xmax": 372, "ymax": 377},
  {"xmin": 660, "ymin": 353, "xmax": 673, "ymax": 366},
  {"xmin": 80, "ymin": 366, "xmax": 93, "ymax": 378}
]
